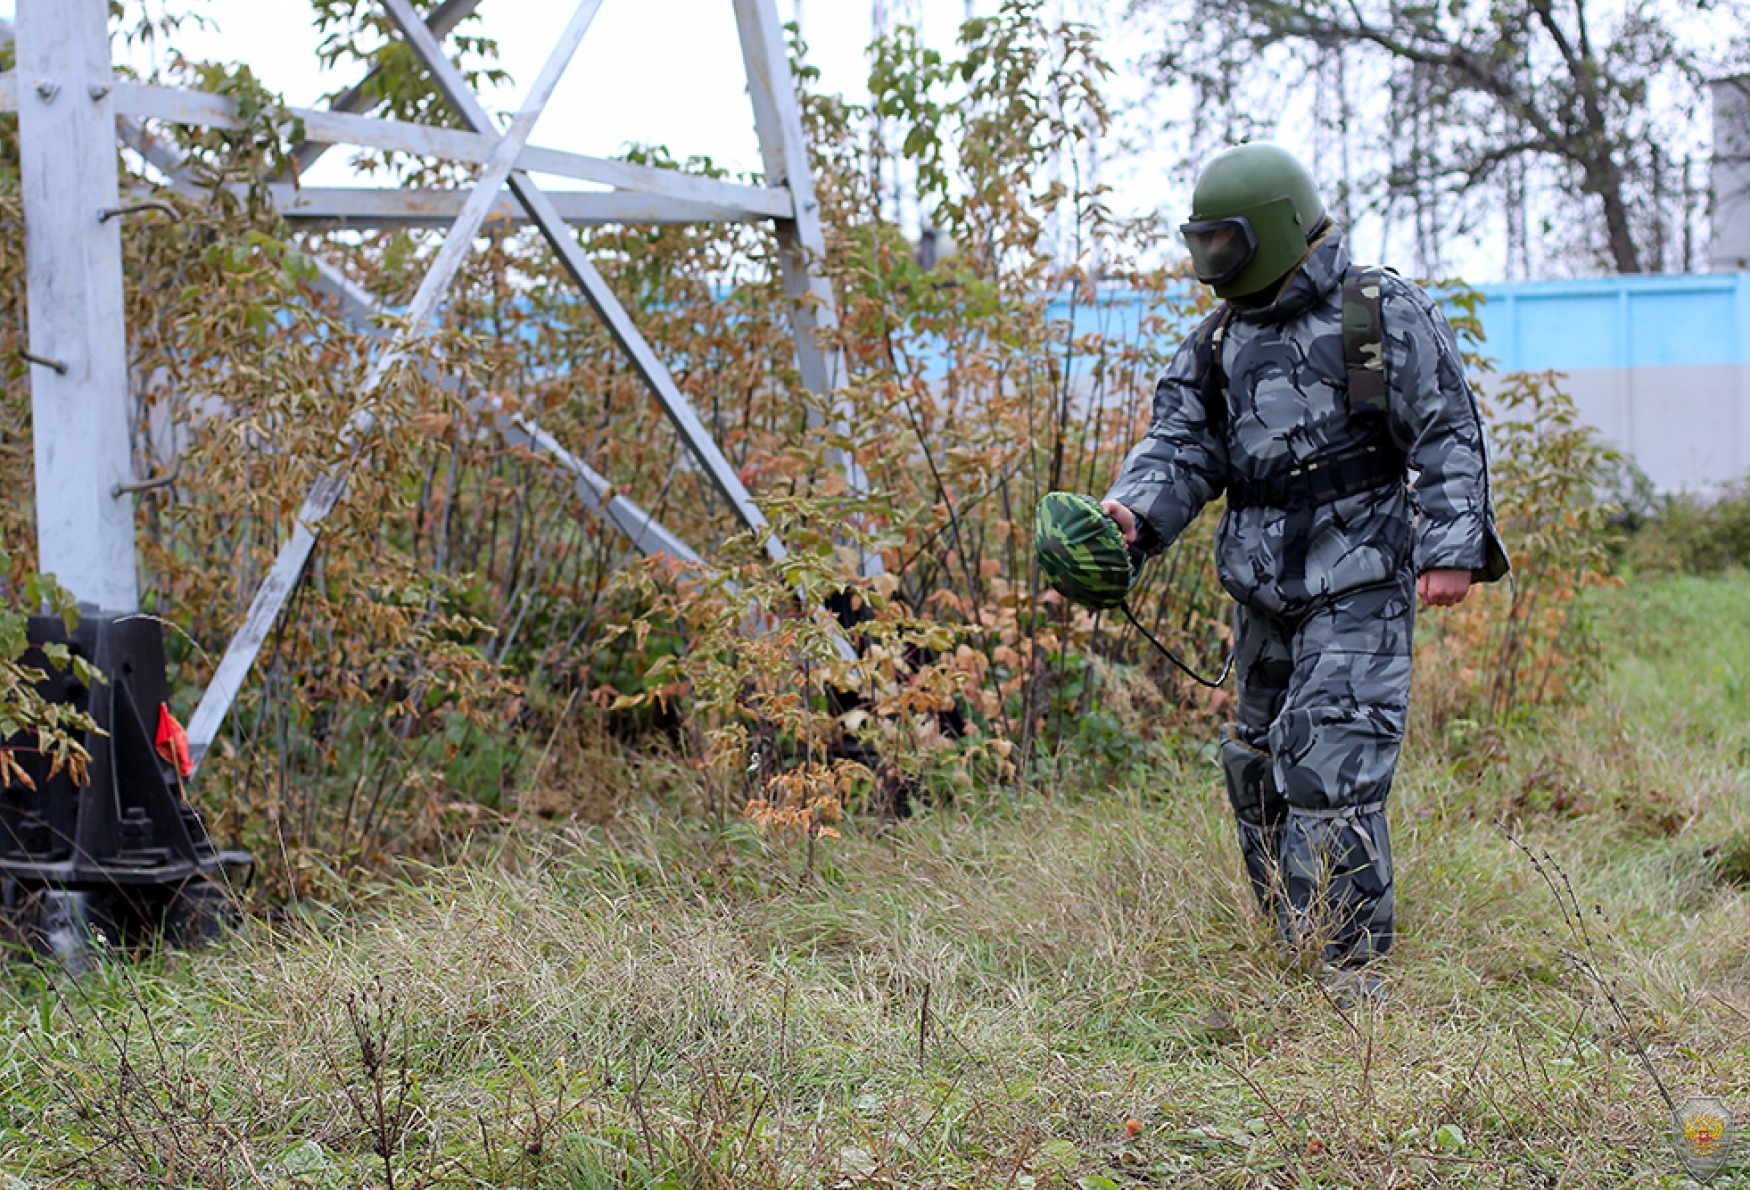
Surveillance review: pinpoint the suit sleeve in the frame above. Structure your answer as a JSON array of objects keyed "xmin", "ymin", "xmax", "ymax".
[
  {"xmin": 1383, "ymin": 282, "xmax": 1511, "ymax": 583},
  {"xmin": 1102, "ymin": 332, "xmax": 1228, "ymax": 555}
]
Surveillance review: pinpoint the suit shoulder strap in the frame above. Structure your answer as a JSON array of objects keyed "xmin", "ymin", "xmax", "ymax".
[
  {"xmin": 1192, "ymin": 303, "xmax": 1234, "ymax": 434},
  {"xmin": 1341, "ymin": 265, "xmax": 1388, "ymax": 418}
]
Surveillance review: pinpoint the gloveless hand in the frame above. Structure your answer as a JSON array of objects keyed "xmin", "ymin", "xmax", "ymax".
[
  {"xmin": 1417, "ymin": 568, "xmax": 1472, "ymax": 608},
  {"xmin": 1101, "ymin": 500, "xmax": 1138, "ymax": 545}
]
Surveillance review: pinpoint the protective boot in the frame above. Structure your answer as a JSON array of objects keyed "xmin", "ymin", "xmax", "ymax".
[
  {"xmin": 1279, "ymin": 804, "xmax": 1394, "ymax": 967},
  {"xmin": 1269, "ymin": 683, "xmax": 1406, "ymax": 969},
  {"xmin": 1220, "ymin": 726, "xmax": 1289, "ymax": 937}
]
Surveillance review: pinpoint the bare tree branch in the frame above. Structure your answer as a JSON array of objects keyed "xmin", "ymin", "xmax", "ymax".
[{"xmin": 1136, "ymin": 0, "xmax": 1735, "ymax": 273}]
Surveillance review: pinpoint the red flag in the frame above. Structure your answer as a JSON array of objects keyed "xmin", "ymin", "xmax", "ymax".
[{"xmin": 155, "ymin": 704, "xmax": 193, "ymax": 778}]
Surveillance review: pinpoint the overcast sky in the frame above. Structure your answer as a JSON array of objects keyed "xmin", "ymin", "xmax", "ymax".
[
  {"xmin": 2, "ymin": 2, "xmax": 1069, "ymax": 188},
  {"xmin": 2, "ymin": 1, "xmax": 1191, "ymax": 244},
  {"xmin": 9, "ymin": 0, "xmax": 1718, "ymax": 280}
]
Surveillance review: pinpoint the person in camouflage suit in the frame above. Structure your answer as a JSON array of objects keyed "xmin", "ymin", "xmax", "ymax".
[{"xmin": 1102, "ymin": 143, "xmax": 1509, "ymax": 974}]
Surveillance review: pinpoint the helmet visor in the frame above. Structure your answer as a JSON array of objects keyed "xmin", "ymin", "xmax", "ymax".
[{"xmin": 1180, "ymin": 217, "xmax": 1258, "ymax": 286}]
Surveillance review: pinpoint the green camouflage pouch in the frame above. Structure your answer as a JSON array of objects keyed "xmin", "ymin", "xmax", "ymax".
[{"xmin": 1034, "ymin": 491, "xmax": 1136, "ymax": 610}]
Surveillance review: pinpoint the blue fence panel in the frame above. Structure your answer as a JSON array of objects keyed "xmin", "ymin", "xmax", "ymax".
[
  {"xmin": 1031, "ymin": 273, "xmax": 1750, "ymax": 373},
  {"xmin": 798, "ymin": 272, "xmax": 1750, "ymax": 391},
  {"xmin": 1472, "ymin": 273, "xmax": 1750, "ymax": 372}
]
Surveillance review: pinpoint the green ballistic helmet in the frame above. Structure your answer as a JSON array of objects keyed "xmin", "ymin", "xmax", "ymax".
[
  {"xmin": 1182, "ymin": 143, "xmax": 1326, "ymax": 300},
  {"xmin": 1034, "ymin": 492, "xmax": 1136, "ymax": 610}
]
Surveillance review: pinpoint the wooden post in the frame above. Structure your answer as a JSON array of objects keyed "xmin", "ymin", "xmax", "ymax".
[
  {"xmin": 15, "ymin": 0, "xmax": 138, "ymax": 611},
  {"xmin": 735, "ymin": 0, "xmax": 882, "ymax": 577},
  {"xmin": 734, "ymin": 0, "xmax": 848, "ymax": 412}
]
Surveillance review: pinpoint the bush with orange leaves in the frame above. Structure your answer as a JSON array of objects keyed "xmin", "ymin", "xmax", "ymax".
[
  {"xmin": 1414, "ymin": 357, "xmax": 1620, "ymax": 732},
  {"xmin": 743, "ymin": 759, "xmax": 858, "ymax": 877},
  {"xmin": 602, "ymin": 489, "xmax": 1022, "ymax": 869}
]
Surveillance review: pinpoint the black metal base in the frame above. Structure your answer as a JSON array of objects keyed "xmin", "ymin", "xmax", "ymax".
[
  {"xmin": 0, "ymin": 610, "xmax": 252, "ymax": 968},
  {"xmin": 1, "ymin": 872, "xmax": 247, "ymax": 971}
]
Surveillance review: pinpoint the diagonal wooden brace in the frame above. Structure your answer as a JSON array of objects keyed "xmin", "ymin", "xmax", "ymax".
[
  {"xmin": 378, "ymin": 0, "xmax": 786, "ymax": 564},
  {"xmin": 184, "ymin": 0, "xmax": 603, "ymax": 770}
]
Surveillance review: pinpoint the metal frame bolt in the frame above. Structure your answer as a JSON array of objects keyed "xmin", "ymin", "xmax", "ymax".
[
  {"xmin": 19, "ymin": 349, "xmax": 70, "ymax": 376},
  {"xmin": 98, "ymin": 201, "xmax": 179, "ymax": 223}
]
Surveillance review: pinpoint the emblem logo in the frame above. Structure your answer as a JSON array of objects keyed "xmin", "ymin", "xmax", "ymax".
[{"xmin": 1671, "ymin": 1096, "xmax": 1735, "ymax": 1184}]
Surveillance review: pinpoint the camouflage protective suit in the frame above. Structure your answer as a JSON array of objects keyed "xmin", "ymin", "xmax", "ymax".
[{"xmin": 1105, "ymin": 225, "xmax": 1508, "ymax": 967}]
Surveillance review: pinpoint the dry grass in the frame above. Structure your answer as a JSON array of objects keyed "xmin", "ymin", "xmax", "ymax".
[{"xmin": 3, "ymin": 575, "xmax": 1749, "ymax": 1188}]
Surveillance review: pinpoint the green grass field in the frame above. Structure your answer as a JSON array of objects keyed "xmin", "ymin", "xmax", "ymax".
[{"xmin": 4, "ymin": 575, "xmax": 1749, "ymax": 1188}]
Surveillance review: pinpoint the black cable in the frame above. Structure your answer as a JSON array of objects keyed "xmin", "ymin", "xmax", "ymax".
[{"xmin": 1119, "ymin": 599, "xmax": 1234, "ymax": 690}]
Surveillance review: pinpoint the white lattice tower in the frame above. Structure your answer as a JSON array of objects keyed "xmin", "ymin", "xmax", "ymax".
[{"xmin": 0, "ymin": 0, "xmax": 868, "ymax": 770}]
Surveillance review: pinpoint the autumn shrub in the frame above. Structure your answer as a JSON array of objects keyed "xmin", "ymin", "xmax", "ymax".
[
  {"xmin": 1611, "ymin": 480, "xmax": 1750, "ymax": 577},
  {"xmin": 1411, "ymin": 311, "xmax": 1621, "ymax": 735},
  {"xmin": 0, "ymin": 560, "xmax": 104, "ymax": 792}
]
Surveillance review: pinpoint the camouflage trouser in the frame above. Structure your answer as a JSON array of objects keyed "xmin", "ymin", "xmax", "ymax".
[{"xmin": 1219, "ymin": 568, "xmax": 1414, "ymax": 967}]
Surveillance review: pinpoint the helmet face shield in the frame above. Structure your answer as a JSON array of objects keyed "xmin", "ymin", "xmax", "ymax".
[
  {"xmin": 1184, "ymin": 140, "xmax": 1330, "ymax": 299},
  {"xmin": 1181, "ymin": 217, "xmax": 1259, "ymax": 287},
  {"xmin": 1183, "ymin": 194, "xmax": 1318, "ymax": 299}
]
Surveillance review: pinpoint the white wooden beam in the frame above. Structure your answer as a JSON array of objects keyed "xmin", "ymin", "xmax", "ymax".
[
  {"xmin": 734, "ymin": 0, "xmax": 846, "ymax": 400},
  {"xmin": 185, "ymin": 0, "xmax": 603, "ymax": 770},
  {"xmin": 734, "ymin": 0, "xmax": 881, "ymax": 577},
  {"xmin": 254, "ymin": 184, "xmax": 763, "ymax": 227},
  {"xmin": 15, "ymin": 0, "xmax": 139, "ymax": 612},
  {"xmin": 0, "ymin": 70, "xmax": 794, "ymax": 217},
  {"xmin": 95, "ymin": 80, "xmax": 795, "ymax": 219}
]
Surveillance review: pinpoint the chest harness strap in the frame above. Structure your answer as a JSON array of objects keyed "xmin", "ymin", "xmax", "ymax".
[{"xmin": 1191, "ymin": 266, "xmax": 1404, "ymax": 511}]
